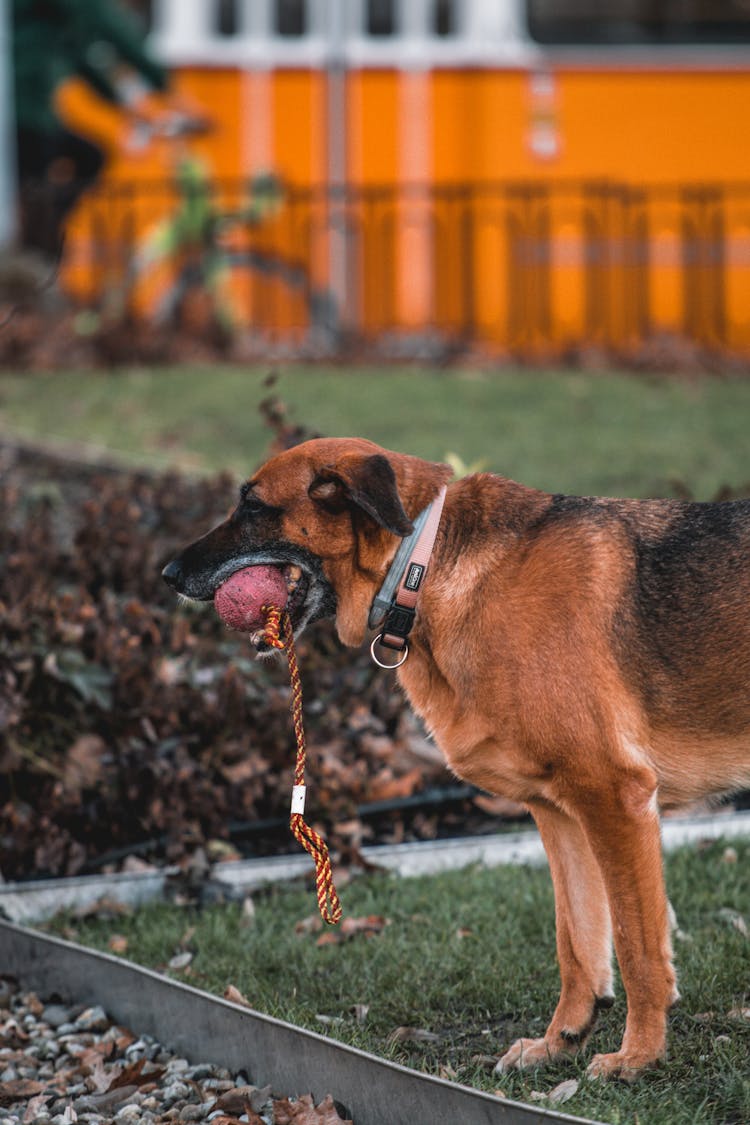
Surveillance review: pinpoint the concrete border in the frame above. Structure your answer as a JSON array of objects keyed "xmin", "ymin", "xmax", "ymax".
[{"xmin": 2, "ymin": 810, "xmax": 748, "ymax": 924}]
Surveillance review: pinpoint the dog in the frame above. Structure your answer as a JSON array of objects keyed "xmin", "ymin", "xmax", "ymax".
[{"xmin": 162, "ymin": 436, "xmax": 750, "ymax": 1080}]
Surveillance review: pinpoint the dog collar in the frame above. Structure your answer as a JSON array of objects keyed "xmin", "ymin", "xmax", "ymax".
[{"xmin": 369, "ymin": 485, "xmax": 447, "ymax": 668}]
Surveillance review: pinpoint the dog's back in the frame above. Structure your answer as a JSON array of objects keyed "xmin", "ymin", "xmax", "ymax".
[{"xmin": 513, "ymin": 491, "xmax": 750, "ymax": 804}]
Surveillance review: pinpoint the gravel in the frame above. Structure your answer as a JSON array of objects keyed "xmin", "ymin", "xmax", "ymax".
[{"xmin": 0, "ymin": 979, "xmax": 348, "ymax": 1124}]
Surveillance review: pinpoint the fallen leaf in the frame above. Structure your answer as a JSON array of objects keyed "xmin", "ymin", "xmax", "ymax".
[
  {"xmin": 340, "ymin": 915, "xmax": 388, "ymax": 938},
  {"xmin": 728, "ymin": 1006, "xmax": 750, "ymax": 1021},
  {"xmin": 529, "ymin": 1079, "xmax": 579, "ymax": 1105},
  {"xmin": 108, "ymin": 934, "xmax": 129, "ymax": 954},
  {"xmin": 168, "ymin": 951, "xmax": 193, "ymax": 971},
  {"xmin": 388, "ymin": 1026, "xmax": 441, "ymax": 1045},
  {"xmin": 63, "ymin": 734, "xmax": 105, "ymax": 796},
  {"xmin": 114, "ymin": 1028, "xmax": 136, "ymax": 1051},
  {"xmin": 23, "ymin": 1093, "xmax": 50, "ymax": 1123},
  {"xmin": 216, "ymin": 1086, "xmax": 270, "ymax": 1117},
  {"xmin": 718, "ymin": 908, "xmax": 748, "ymax": 937},
  {"xmin": 86, "ymin": 1056, "xmax": 112, "ymax": 1094},
  {"xmin": 0, "ymin": 1079, "xmax": 45, "ymax": 1106},
  {"xmin": 547, "ymin": 1078, "xmax": 579, "ymax": 1104},
  {"xmin": 121, "ymin": 855, "xmax": 158, "ymax": 874},
  {"xmin": 108, "ymin": 1057, "xmax": 164, "ymax": 1091},
  {"xmin": 273, "ymin": 1093, "xmax": 352, "ymax": 1124},
  {"xmin": 74, "ymin": 896, "xmax": 132, "ymax": 921},
  {"xmin": 470, "ymin": 1054, "xmax": 499, "ymax": 1071},
  {"xmin": 224, "ymin": 984, "xmax": 253, "ymax": 1008},
  {"xmin": 349, "ymin": 1003, "xmax": 369, "ymax": 1024},
  {"xmin": 0, "ymin": 1018, "xmax": 29, "ymax": 1046},
  {"xmin": 364, "ymin": 767, "xmax": 423, "ymax": 803},
  {"xmin": 23, "ymin": 993, "xmax": 44, "ymax": 1016},
  {"xmin": 79, "ymin": 1086, "xmax": 139, "ymax": 1113}
]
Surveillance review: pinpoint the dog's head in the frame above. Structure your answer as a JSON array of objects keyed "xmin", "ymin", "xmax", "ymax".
[{"xmin": 162, "ymin": 437, "xmax": 451, "ymax": 648}]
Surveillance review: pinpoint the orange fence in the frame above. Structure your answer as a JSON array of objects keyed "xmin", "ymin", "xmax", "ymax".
[{"xmin": 61, "ymin": 178, "xmax": 750, "ymax": 359}]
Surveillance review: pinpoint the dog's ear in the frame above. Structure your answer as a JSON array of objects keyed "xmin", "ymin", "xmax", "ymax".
[{"xmin": 308, "ymin": 453, "xmax": 414, "ymax": 537}]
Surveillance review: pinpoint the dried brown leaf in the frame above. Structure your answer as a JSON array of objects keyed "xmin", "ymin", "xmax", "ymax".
[
  {"xmin": 339, "ymin": 914, "xmax": 388, "ymax": 939},
  {"xmin": 224, "ymin": 984, "xmax": 253, "ymax": 1008},
  {"xmin": 23, "ymin": 1093, "xmax": 50, "ymax": 1123},
  {"xmin": 273, "ymin": 1094, "xmax": 352, "ymax": 1125},
  {"xmin": 0, "ymin": 1079, "xmax": 44, "ymax": 1107},
  {"xmin": 63, "ymin": 734, "xmax": 105, "ymax": 795},
  {"xmin": 108, "ymin": 1056, "xmax": 164, "ymax": 1091}
]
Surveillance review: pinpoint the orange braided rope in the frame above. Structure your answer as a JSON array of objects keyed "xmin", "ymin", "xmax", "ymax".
[{"xmin": 262, "ymin": 605, "xmax": 342, "ymax": 926}]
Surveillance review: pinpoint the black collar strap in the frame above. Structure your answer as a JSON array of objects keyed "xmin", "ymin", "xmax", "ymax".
[{"xmin": 369, "ymin": 485, "xmax": 447, "ymax": 667}]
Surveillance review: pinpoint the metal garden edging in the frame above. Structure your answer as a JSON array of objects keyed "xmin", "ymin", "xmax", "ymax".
[{"xmin": 0, "ymin": 919, "xmax": 602, "ymax": 1125}]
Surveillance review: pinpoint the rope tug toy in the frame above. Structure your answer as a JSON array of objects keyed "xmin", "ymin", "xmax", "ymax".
[{"xmin": 261, "ymin": 605, "xmax": 342, "ymax": 926}]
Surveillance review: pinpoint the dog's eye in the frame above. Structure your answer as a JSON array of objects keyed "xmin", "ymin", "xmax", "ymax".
[
  {"xmin": 236, "ymin": 483, "xmax": 278, "ymax": 519},
  {"xmin": 243, "ymin": 494, "xmax": 263, "ymax": 512},
  {"xmin": 240, "ymin": 493, "xmax": 266, "ymax": 515}
]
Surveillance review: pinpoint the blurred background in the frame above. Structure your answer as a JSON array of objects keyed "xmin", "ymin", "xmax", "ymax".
[
  {"xmin": 2, "ymin": 0, "xmax": 750, "ymax": 364},
  {"xmin": 1, "ymin": 2, "xmax": 750, "ymax": 885}
]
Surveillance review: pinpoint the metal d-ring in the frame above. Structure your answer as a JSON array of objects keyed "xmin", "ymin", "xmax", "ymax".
[{"xmin": 370, "ymin": 635, "xmax": 409, "ymax": 669}]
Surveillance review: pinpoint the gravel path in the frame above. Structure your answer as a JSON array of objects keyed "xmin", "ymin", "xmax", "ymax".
[{"xmin": 0, "ymin": 979, "xmax": 351, "ymax": 1124}]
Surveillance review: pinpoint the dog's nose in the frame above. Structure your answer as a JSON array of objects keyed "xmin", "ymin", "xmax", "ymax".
[{"xmin": 161, "ymin": 557, "xmax": 183, "ymax": 590}]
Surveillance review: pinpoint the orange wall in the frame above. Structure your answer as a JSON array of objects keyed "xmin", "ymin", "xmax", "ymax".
[
  {"xmin": 55, "ymin": 63, "xmax": 750, "ymax": 351},
  {"xmin": 431, "ymin": 68, "xmax": 750, "ymax": 184},
  {"xmin": 58, "ymin": 65, "xmax": 750, "ymax": 188}
]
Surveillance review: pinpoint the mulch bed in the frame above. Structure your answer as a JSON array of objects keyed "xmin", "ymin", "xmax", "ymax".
[{"xmin": 0, "ymin": 423, "xmax": 521, "ymax": 886}]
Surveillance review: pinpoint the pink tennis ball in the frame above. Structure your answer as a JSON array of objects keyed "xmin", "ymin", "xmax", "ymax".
[{"xmin": 214, "ymin": 565, "xmax": 288, "ymax": 632}]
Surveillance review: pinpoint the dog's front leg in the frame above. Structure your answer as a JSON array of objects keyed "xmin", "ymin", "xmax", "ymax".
[
  {"xmin": 497, "ymin": 803, "xmax": 614, "ymax": 1073},
  {"xmin": 575, "ymin": 769, "xmax": 678, "ymax": 1081}
]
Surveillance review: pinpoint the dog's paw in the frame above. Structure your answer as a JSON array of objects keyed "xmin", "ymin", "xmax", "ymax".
[
  {"xmin": 586, "ymin": 1050, "xmax": 657, "ymax": 1082},
  {"xmin": 495, "ymin": 1037, "xmax": 556, "ymax": 1073}
]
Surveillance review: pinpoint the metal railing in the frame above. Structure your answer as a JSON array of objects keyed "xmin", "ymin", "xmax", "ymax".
[{"xmin": 61, "ymin": 178, "xmax": 750, "ymax": 358}]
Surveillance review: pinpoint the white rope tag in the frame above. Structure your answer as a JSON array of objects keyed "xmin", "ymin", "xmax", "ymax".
[{"xmin": 291, "ymin": 784, "xmax": 306, "ymax": 815}]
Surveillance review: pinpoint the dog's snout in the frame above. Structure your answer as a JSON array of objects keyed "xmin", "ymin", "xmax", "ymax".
[{"xmin": 161, "ymin": 557, "xmax": 184, "ymax": 591}]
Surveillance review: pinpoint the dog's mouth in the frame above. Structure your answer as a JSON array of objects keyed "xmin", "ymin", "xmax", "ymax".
[
  {"xmin": 209, "ymin": 556, "xmax": 333, "ymax": 653},
  {"xmin": 166, "ymin": 540, "xmax": 337, "ymax": 650},
  {"xmin": 253, "ymin": 562, "xmax": 310, "ymax": 650},
  {"xmin": 253, "ymin": 562, "xmax": 310, "ymax": 644},
  {"xmin": 211, "ymin": 561, "xmax": 308, "ymax": 638}
]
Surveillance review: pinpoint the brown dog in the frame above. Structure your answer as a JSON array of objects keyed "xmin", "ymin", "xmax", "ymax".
[{"xmin": 163, "ymin": 437, "xmax": 750, "ymax": 1080}]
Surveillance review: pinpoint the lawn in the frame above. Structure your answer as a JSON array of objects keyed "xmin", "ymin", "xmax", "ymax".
[
  {"xmin": 2, "ymin": 365, "xmax": 750, "ymax": 498},
  {"xmin": 52, "ymin": 837, "xmax": 750, "ymax": 1125},
  {"xmin": 10, "ymin": 363, "xmax": 750, "ymax": 1120}
]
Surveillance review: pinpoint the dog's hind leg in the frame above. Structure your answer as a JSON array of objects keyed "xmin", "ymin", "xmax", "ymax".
[{"xmin": 496, "ymin": 803, "xmax": 614, "ymax": 1072}]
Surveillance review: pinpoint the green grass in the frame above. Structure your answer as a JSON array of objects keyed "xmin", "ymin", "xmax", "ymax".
[
  {"xmin": 51, "ymin": 838, "xmax": 750, "ymax": 1124},
  {"xmin": 2, "ymin": 366, "xmax": 750, "ymax": 498}
]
